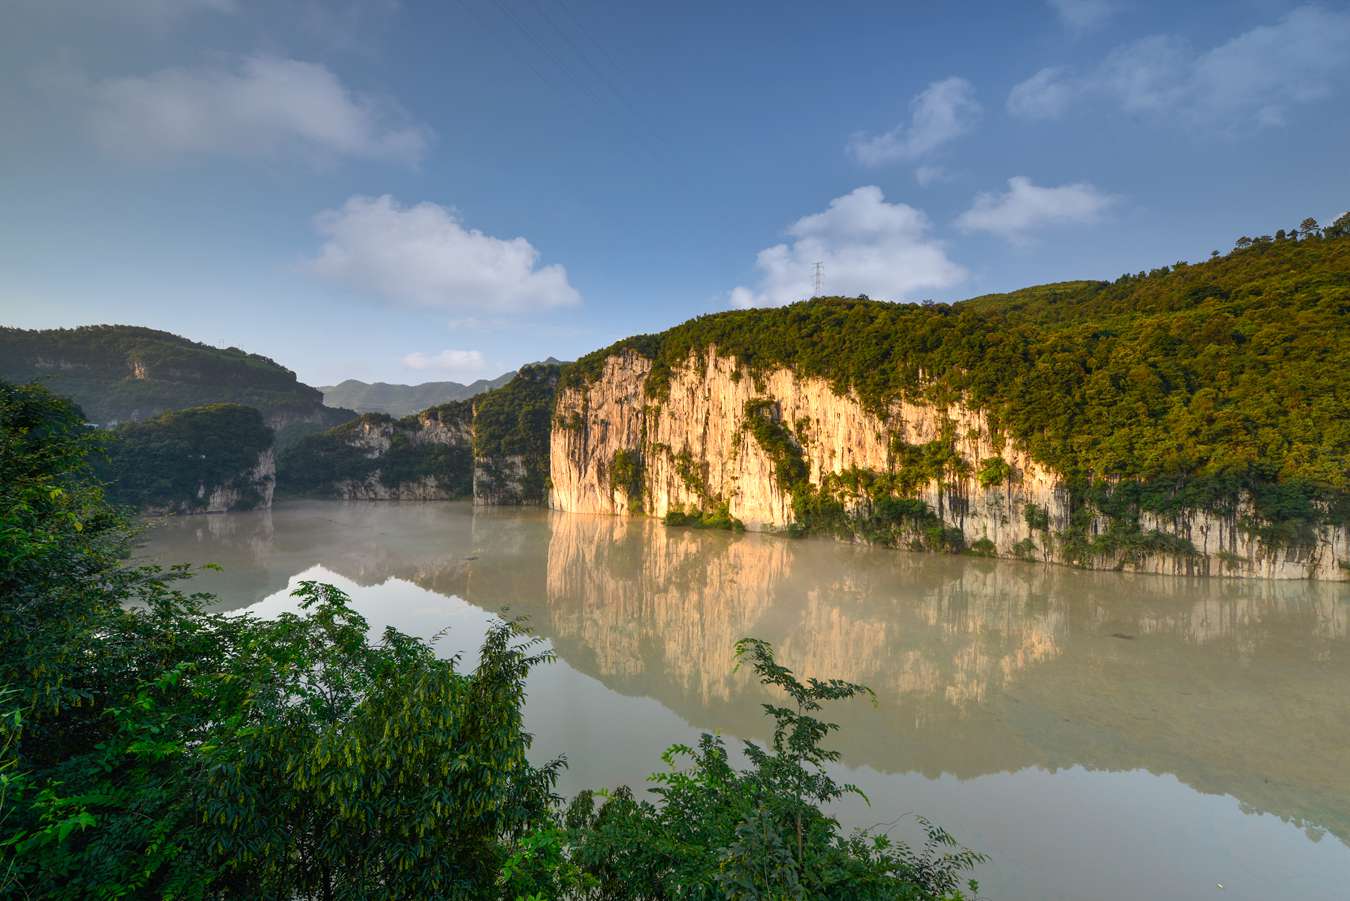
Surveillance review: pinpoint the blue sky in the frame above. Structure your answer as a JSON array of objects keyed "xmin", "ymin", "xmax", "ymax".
[{"xmin": 2, "ymin": 0, "xmax": 1348, "ymax": 386}]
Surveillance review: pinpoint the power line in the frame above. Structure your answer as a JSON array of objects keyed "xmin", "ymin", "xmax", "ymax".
[
  {"xmin": 451, "ymin": 0, "xmax": 559, "ymax": 103},
  {"xmin": 554, "ymin": 0, "xmax": 627, "ymax": 81},
  {"xmin": 487, "ymin": 0, "xmax": 612, "ymax": 112},
  {"xmin": 526, "ymin": 0, "xmax": 650, "ymax": 132}
]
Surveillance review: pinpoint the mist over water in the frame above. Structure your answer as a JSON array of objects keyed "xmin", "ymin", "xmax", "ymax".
[{"xmin": 140, "ymin": 500, "xmax": 1350, "ymax": 901}]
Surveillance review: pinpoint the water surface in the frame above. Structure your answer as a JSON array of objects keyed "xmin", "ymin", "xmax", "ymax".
[{"xmin": 139, "ymin": 500, "xmax": 1350, "ymax": 901}]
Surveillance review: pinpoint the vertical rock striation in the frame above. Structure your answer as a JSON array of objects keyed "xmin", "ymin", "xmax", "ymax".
[{"xmin": 551, "ymin": 349, "xmax": 1349, "ymax": 581}]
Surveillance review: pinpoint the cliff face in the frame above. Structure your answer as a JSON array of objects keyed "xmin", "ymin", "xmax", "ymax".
[
  {"xmin": 144, "ymin": 448, "xmax": 276, "ymax": 515},
  {"xmin": 469, "ymin": 362, "xmax": 560, "ymax": 506},
  {"xmin": 551, "ymin": 349, "xmax": 1349, "ymax": 581},
  {"xmin": 281, "ymin": 404, "xmax": 475, "ymax": 500},
  {"xmin": 280, "ymin": 363, "xmax": 562, "ymax": 505},
  {"xmin": 103, "ymin": 403, "xmax": 277, "ymax": 515}
]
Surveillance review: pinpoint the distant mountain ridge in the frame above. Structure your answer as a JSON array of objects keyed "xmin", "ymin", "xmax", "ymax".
[
  {"xmin": 321, "ymin": 358, "xmax": 564, "ymax": 416},
  {"xmin": 0, "ymin": 324, "xmax": 355, "ymax": 446}
]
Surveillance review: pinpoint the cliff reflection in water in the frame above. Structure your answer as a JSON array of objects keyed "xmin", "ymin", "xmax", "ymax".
[{"xmin": 141, "ymin": 501, "xmax": 1350, "ymax": 847}]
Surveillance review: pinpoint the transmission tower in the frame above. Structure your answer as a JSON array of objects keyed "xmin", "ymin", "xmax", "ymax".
[{"xmin": 812, "ymin": 261, "xmax": 824, "ymax": 296}]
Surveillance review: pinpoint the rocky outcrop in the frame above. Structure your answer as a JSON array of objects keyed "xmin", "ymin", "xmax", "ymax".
[
  {"xmin": 281, "ymin": 404, "xmax": 475, "ymax": 501},
  {"xmin": 145, "ymin": 447, "xmax": 276, "ymax": 515},
  {"xmin": 473, "ymin": 455, "xmax": 533, "ymax": 506},
  {"xmin": 551, "ymin": 349, "xmax": 1349, "ymax": 580},
  {"xmin": 469, "ymin": 363, "xmax": 560, "ymax": 505},
  {"xmin": 102, "ymin": 403, "xmax": 277, "ymax": 516}
]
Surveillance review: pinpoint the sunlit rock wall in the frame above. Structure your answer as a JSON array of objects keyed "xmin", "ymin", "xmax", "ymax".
[{"xmin": 550, "ymin": 348, "xmax": 1348, "ymax": 580}]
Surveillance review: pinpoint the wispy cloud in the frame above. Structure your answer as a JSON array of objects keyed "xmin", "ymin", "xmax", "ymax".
[
  {"xmin": 847, "ymin": 77, "xmax": 980, "ymax": 167},
  {"xmin": 1047, "ymin": 0, "xmax": 1115, "ymax": 33},
  {"xmin": 71, "ymin": 55, "xmax": 427, "ymax": 164},
  {"xmin": 914, "ymin": 165, "xmax": 949, "ymax": 187},
  {"xmin": 956, "ymin": 176, "xmax": 1117, "ymax": 242},
  {"xmin": 306, "ymin": 195, "xmax": 582, "ymax": 313},
  {"xmin": 1009, "ymin": 4, "xmax": 1350, "ymax": 128},
  {"xmin": 1007, "ymin": 67, "xmax": 1077, "ymax": 121},
  {"xmin": 730, "ymin": 186, "xmax": 966, "ymax": 308},
  {"xmin": 402, "ymin": 348, "xmax": 488, "ymax": 376}
]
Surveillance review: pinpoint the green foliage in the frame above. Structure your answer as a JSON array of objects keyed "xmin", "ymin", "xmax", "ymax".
[
  {"xmin": 1, "ymin": 382, "xmax": 558, "ymax": 898},
  {"xmin": 278, "ymin": 403, "xmax": 474, "ymax": 498},
  {"xmin": 889, "ymin": 434, "xmax": 970, "ymax": 496},
  {"xmin": 0, "ymin": 325, "xmax": 350, "ymax": 442},
  {"xmin": 664, "ymin": 503, "xmax": 746, "ymax": 532},
  {"xmin": 976, "ymin": 457, "xmax": 1011, "ymax": 489},
  {"xmin": 967, "ymin": 537, "xmax": 997, "ymax": 557},
  {"xmin": 673, "ymin": 446, "xmax": 712, "ymax": 501},
  {"xmin": 97, "ymin": 403, "xmax": 274, "ymax": 511},
  {"xmin": 3, "ymin": 378, "xmax": 981, "ymax": 899},
  {"xmin": 1053, "ymin": 504, "xmax": 1197, "ymax": 569},
  {"xmin": 743, "ymin": 398, "xmax": 810, "ymax": 490},
  {"xmin": 1024, "ymin": 503, "xmax": 1051, "ymax": 531},
  {"xmin": 559, "ymin": 639, "xmax": 984, "ymax": 899},
  {"xmin": 560, "ymin": 229, "xmax": 1350, "ymax": 536},
  {"xmin": 473, "ymin": 363, "xmax": 561, "ymax": 504},
  {"xmin": 608, "ymin": 449, "xmax": 644, "ymax": 512}
]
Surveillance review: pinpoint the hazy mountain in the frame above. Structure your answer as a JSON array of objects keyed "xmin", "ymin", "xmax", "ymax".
[
  {"xmin": 0, "ymin": 325, "xmax": 355, "ymax": 446},
  {"xmin": 320, "ymin": 358, "xmax": 564, "ymax": 416}
]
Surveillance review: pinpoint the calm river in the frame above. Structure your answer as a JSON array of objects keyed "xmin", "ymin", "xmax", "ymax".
[{"xmin": 139, "ymin": 500, "xmax": 1350, "ymax": 900}]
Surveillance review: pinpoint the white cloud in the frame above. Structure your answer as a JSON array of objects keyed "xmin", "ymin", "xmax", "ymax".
[
  {"xmin": 1047, "ymin": 0, "xmax": 1115, "ymax": 32},
  {"xmin": 306, "ymin": 195, "xmax": 582, "ymax": 313},
  {"xmin": 729, "ymin": 186, "xmax": 967, "ymax": 308},
  {"xmin": 914, "ymin": 165, "xmax": 948, "ymax": 187},
  {"xmin": 1006, "ymin": 67, "xmax": 1078, "ymax": 120},
  {"xmin": 85, "ymin": 55, "xmax": 427, "ymax": 163},
  {"xmin": 402, "ymin": 349, "xmax": 488, "ymax": 376},
  {"xmin": 956, "ymin": 176, "xmax": 1117, "ymax": 241},
  {"xmin": 1009, "ymin": 5, "xmax": 1350, "ymax": 128},
  {"xmin": 847, "ymin": 77, "xmax": 980, "ymax": 167}
]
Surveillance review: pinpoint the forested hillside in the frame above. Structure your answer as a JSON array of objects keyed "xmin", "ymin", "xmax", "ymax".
[
  {"xmin": 98, "ymin": 403, "xmax": 276, "ymax": 514},
  {"xmin": 280, "ymin": 363, "xmax": 561, "ymax": 505},
  {"xmin": 279, "ymin": 402, "xmax": 474, "ymax": 500},
  {"xmin": 0, "ymin": 325, "xmax": 353, "ymax": 444},
  {"xmin": 563, "ymin": 216, "xmax": 1350, "ymax": 537}
]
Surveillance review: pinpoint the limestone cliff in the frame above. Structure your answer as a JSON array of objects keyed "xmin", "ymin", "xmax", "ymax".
[
  {"xmin": 144, "ymin": 448, "xmax": 276, "ymax": 515},
  {"xmin": 102, "ymin": 403, "xmax": 277, "ymax": 515},
  {"xmin": 279, "ymin": 403, "xmax": 474, "ymax": 500},
  {"xmin": 551, "ymin": 349, "xmax": 1349, "ymax": 580},
  {"xmin": 471, "ymin": 362, "xmax": 560, "ymax": 505},
  {"xmin": 279, "ymin": 363, "xmax": 562, "ymax": 505}
]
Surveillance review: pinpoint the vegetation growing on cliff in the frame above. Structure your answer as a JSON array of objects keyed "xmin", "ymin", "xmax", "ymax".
[
  {"xmin": 608, "ymin": 449, "xmax": 644, "ymax": 511},
  {"xmin": 0, "ymin": 326, "xmax": 351, "ymax": 445},
  {"xmin": 98, "ymin": 403, "xmax": 274, "ymax": 512},
  {"xmin": 1, "ymin": 383, "xmax": 980, "ymax": 899},
  {"xmin": 278, "ymin": 403, "xmax": 473, "ymax": 498},
  {"xmin": 741, "ymin": 398, "xmax": 965, "ymax": 551},
  {"xmin": 563, "ymin": 221, "xmax": 1350, "ymax": 540},
  {"xmin": 473, "ymin": 362, "xmax": 561, "ymax": 504}
]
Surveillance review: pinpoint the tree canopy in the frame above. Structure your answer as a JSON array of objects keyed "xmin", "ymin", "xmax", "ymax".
[
  {"xmin": 1, "ymin": 380, "xmax": 981, "ymax": 899},
  {"xmin": 563, "ymin": 223, "xmax": 1350, "ymax": 525}
]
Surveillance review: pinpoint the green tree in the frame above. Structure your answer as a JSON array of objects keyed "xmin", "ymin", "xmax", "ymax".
[{"xmin": 560, "ymin": 639, "xmax": 984, "ymax": 899}]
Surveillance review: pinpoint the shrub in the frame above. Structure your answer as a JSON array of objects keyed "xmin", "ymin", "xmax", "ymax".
[
  {"xmin": 977, "ymin": 457, "xmax": 1011, "ymax": 489},
  {"xmin": 1024, "ymin": 503, "xmax": 1051, "ymax": 531}
]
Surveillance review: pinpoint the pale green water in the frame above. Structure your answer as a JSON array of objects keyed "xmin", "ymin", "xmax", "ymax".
[{"xmin": 138, "ymin": 500, "xmax": 1350, "ymax": 901}]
